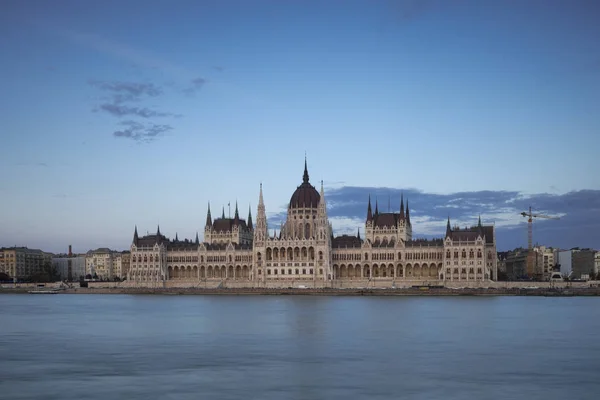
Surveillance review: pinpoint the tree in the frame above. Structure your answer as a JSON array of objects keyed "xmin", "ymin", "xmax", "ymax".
[{"xmin": 30, "ymin": 261, "xmax": 60, "ymax": 283}]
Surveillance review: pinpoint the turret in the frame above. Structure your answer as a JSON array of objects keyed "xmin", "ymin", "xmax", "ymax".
[
  {"xmin": 157, "ymin": 225, "xmax": 161, "ymax": 236},
  {"xmin": 175, "ymin": 232, "xmax": 179, "ymax": 241},
  {"xmin": 303, "ymin": 155, "xmax": 309, "ymax": 184},
  {"xmin": 367, "ymin": 195, "xmax": 373, "ymax": 222},
  {"xmin": 399, "ymin": 193, "xmax": 405, "ymax": 220},
  {"xmin": 247, "ymin": 205, "xmax": 253, "ymax": 230},
  {"xmin": 133, "ymin": 225, "xmax": 139, "ymax": 245},
  {"xmin": 446, "ymin": 216, "xmax": 452, "ymax": 237},
  {"xmin": 195, "ymin": 232, "xmax": 199, "ymax": 244},
  {"xmin": 375, "ymin": 198, "xmax": 379, "ymax": 216},
  {"xmin": 357, "ymin": 227, "xmax": 361, "ymax": 240},
  {"xmin": 234, "ymin": 201, "xmax": 240, "ymax": 225},
  {"xmin": 205, "ymin": 202, "xmax": 212, "ymax": 228},
  {"xmin": 221, "ymin": 206, "xmax": 225, "ymax": 219},
  {"xmin": 406, "ymin": 201, "xmax": 410, "ymax": 225}
]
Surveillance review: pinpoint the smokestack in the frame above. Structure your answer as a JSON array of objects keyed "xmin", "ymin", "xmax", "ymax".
[{"xmin": 68, "ymin": 245, "xmax": 72, "ymax": 257}]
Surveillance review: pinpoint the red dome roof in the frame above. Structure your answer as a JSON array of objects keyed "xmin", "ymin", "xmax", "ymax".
[{"xmin": 289, "ymin": 159, "xmax": 320, "ymax": 209}]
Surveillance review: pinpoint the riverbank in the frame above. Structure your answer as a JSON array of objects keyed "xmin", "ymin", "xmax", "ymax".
[{"xmin": 3, "ymin": 286, "xmax": 600, "ymax": 296}]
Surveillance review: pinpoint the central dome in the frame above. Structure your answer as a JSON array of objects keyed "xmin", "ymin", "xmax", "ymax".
[{"xmin": 289, "ymin": 159, "xmax": 320, "ymax": 209}]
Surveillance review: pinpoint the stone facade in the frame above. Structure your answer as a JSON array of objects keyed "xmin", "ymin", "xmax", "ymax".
[
  {"xmin": 128, "ymin": 160, "xmax": 497, "ymax": 286},
  {"xmin": 0, "ymin": 247, "xmax": 52, "ymax": 280}
]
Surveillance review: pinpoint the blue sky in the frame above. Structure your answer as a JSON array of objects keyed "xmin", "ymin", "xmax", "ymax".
[{"xmin": 1, "ymin": 0, "xmax": 599, "ymax": 253}]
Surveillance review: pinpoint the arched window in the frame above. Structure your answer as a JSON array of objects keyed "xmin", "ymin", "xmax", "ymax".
[
  {"xmin": 469, "ymin": 250, "xmax": 474, "ymax": 259},
  {"xmin": 462, "ymin": 250, "xmax": 467, "ymax": 258},
  {"xmin": 477, "ymin": 250, "xmax": 482, "ymax": 258},
  {"xmin": 446, "ymin": 250, "xmax": 451, "ymax": 258},
  {"xmin": 305, "ymin": 223, "xmax": 311, "ymax": 239}
]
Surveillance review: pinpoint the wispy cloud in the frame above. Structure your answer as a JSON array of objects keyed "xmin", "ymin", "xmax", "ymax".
[
  {"xmin": 183, "ymin": 77, "xmax": 207, "ymax": 96},
  {"xmin": 97, "ymin": 103, "xmax": 178, "ymax": 118},
  {"xmin": 113, "ymin": 120, "xmax": 173, "ymax": 143},
  {"xmin": 88, "ymin": 80, "xmax": 162, "ymax": 103}
]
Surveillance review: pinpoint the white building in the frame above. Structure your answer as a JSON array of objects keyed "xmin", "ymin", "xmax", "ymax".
[
  {"xmin": 128, "ymin": 159, "xmax": 497, "ymax": 286},
  {"xmin": 558, "ymin": 250, "xmax": 574, "ymax": 278}
]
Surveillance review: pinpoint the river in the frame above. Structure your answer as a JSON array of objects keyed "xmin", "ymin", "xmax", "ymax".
[{"xmin": 1, "ymin": 294, "xmax": 599, "ymax": 399}]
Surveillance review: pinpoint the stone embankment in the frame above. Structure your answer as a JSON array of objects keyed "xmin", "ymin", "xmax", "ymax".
[{"xmin": 3, "ymin": 283, "xmax": 600, "ymax": 296}]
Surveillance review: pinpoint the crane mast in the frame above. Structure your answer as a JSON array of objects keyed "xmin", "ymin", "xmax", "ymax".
[{"xmin": 519, "ymin": 207, "xmax": 560, "ymax": 280}]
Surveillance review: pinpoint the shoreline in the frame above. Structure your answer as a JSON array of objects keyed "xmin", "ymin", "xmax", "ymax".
[{"xmin": 3, "ymin": 287, "xmax": 600, "ymax": 297}]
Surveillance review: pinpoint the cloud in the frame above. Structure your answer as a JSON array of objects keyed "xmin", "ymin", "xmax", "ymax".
[
  {"xmin": 269, "ymin": 186, "xmax": 600, "ymax": 251},
  {"xmin": 212, "ymin": 66, "xmax": 225, "ymax": 72},
  {"xmin": 88, "ymin": 80, "xmax": 162, "ymax": 103},
  {"xmin": 97, "ymin": 103, "xmax": 177, "ymax": 118},
  {"xmin": 113, "ymin": 120, "xmax": 173, "ymax": 143},
  {"xmin": 183, "ymin": 77, "xmax": 206, "ymax": 96}
]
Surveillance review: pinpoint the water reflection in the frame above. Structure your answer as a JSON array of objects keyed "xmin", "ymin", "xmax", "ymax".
[{"xmin": 0, "ymin": 295, "xmax": 599, "ymax": 400}]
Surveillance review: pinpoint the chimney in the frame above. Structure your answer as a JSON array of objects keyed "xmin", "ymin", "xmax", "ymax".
[{"xmin": 68, "ymin": 245, "xmax": 72, "ymax": 257}]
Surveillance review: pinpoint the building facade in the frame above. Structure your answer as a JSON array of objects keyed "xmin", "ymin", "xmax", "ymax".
[
  {"xmin": 0, "ymin": 247, "xmax": 52, "ymax": 281},
  {"xmin": 129, "ymin": 160, "xmax": 497, "ymax": 286},
  {"xmin": 85, "ymin": 248, "xmax": 129, "ymax": 280}
]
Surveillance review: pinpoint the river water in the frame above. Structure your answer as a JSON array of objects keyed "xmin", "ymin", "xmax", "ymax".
[{"xmin": 0, "ymin": 294, "xmax": 599, "ymax": 399}]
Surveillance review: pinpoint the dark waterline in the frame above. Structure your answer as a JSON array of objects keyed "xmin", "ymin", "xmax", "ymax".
[{"xmin": 1, "ymin": 295, "xmax": 599, "ymax": 400}]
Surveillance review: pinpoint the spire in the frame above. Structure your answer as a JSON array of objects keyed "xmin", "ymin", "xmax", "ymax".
[
  {"xmin": 175, "ymin": 232, "xmax": 178, "ymax": 241},
  {"xmin": 478, "ymin": 215, "xmax": 482, "ymax": 227},
  {"xmin": 375, "ymin": 198, "xmax": 379, "ymax": 216},
  {"xmin": 367, "ymin": 195, "xmax": 373, "ymax": 221},
  {"xmin": 221, "ymin": 206, "xmax": 225, "ymax": 219},
  {"xmin": 234, "ymin": 201, "xmax": 240, "ymax": 225},
  {"xmin": 133, "ymin": 225, "xmax": 138, "ymax": 244},
  {"xmin": 195, "ymin": 232, "xmax": 199, "ymax": 244},
  {"xmin": 247, "ymin": 205, "xmax": 253, "ymax": 230},
  {"xmin": 399, "ymin": 193, "xmax": 405, "ymax": 219},
  {"xmin": 259, "ymin": 182, "xmax": 264, "ymax": 205},
  {"xmin": 357, "ymin": 227, "xmax": 361, "ymax": 240},
  {"xmin": 303, "ymin": 155, "xmax": 309, "ymax": 184},
  {"xmin": 446, "ymin": 216, "xmax": 451, "ymax": 237},
  {"xmin": 206, "ymin": 202, "xmax": 212, "ymax": 227},
  {"xmin": 406, "ymin": 200, "xmax": 410, "ymax": 225},
  {"xmin": 157, "ymin": 225, "xmax": 161, "ymax": 236}
]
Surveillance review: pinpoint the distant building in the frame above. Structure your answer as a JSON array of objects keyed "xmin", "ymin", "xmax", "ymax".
[
  {"xmin": 0, "ymin": 247, "xmax": 52, "ymax": 280},
  {"xmin": 504, "ymin": 249, "xmax": 528, "ymax": 280},
  {"xmin": 52, "ymin": 245, "xmax": 86, "ymax": 281},
  {"xmin": 558, "ymin": 250, "xmax": 575, "ymax": 278},
  {"xmin": 533, "ymin": 246, "xmax": 557, "ymax": 280},
  {"xmin": 572, "ymin": 249, "xmax": 597, "ymax": 279},
  {"xmin": 128, "ymin": 159, "xmax": 498, "ymax": 286}
]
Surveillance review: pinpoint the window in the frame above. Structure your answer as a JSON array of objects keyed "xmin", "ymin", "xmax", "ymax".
[
  {"xmin": 302, "ymin": 269, "xmax": 306, "ymax": 274},
  {"xmin": 267, "ymin": 269, "xmax": 271, "ymax": 275},
  {"xmin": 288, "ymin": 269, "xmax": 292, "ymax": 274},
  {"xmin": 319, "ymin": 269, "xmax": 323, "ymax": 275},
  {"xmin": 309, "ymin": 269, "xmax": 313, "ymax": 274}
]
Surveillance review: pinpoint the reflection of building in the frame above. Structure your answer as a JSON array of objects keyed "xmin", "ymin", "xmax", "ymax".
[
  {"xmin": 0, "ymin": 247, "xmax": 52, "ymax": 280},
  {"xmin": 128, "ymin": 160, "xmax": 497, "ymax": 285}
]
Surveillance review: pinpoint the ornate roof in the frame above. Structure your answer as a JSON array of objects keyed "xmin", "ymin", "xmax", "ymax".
[
  {"xmin": 332, "ymin": 234, "xmax": 362, "ymax": 249},
  {"xmin": 211, "ymin": 217, "xmax": 250, "ymax": 232},
  {"xmin": 289, "ymin": 158, "xmax": 320, "ymax": 209}
]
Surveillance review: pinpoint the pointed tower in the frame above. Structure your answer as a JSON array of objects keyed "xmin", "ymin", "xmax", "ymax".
[
  {"xmin": 205, "ymin": 202, "xmax": 212, "ymax": 228},
  {"xmin": 399, "ymin": 193, "xmax": 405, "ymax": 220},
  {"xmin": 157, "ymin": 225, "xmax": 161, "ymax": 236},
  {"xmin": 195, "ymin": 231, "xmax": 200, "ymax": 244},
  {"xmin": 446, "ymin": 216, "xmax": 452, "ymax": 237},
  {"xmin": 255, "ymin": 183, "xmax": 267, "ymax": 244},
  {"xmin": 133, "ymin": 225, "xmax": 139, "ymax": 246},
  {"xmin": 303, "ymin": 154, "xmax": 309, "ymax": 184},
  {"xmin": 367, "ymin": 195, "xmax": 373, "ymax": 222},
  {"xmin": 478, "ymin": 215, "xmax": 482, "ymax": 227},
  {"xmin": 175, "ymin": 232, "xmax": 179, "ymax": 242},
  {"xmin": 375, "ymin": 198, "xmax": 379, "ymax": 216},
  {"xmin": 247, "ymin": 205, "xmax": 253, "ymax": 231},
  {"xmin": 405, "ymin": 200, "xmax": 410, "ymax": 225},
  {"xmin": 234, "ymin": 201, "xmax": 240, "ymax": 225},
  {"xmin": 221, "ymin": 206, "xmax": 225, "ymax": 220},
  {"xmin": 357, "ymin": 227, "xmax": 361, "ymax": 240}
]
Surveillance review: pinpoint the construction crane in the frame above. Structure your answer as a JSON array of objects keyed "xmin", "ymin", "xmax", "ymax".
[{"xmin": 520, "ymin": 206, "xmax": 560, "ymax": 279}]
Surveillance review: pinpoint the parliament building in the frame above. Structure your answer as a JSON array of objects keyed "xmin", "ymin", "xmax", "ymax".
[{"xmin": 128, "ymin": 160, "xmax": 498, "ymax": 286}]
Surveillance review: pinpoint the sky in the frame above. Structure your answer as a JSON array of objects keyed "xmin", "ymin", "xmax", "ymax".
[{"xmin": 1, "ymin": 0, "xmax": 599, "ymax": 253}]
